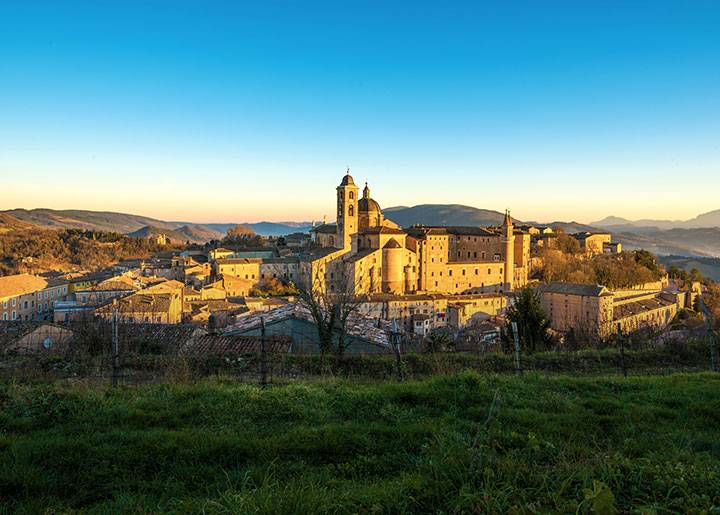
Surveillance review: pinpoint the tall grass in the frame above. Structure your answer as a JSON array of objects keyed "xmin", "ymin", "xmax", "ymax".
[{"xmin": 1, "ymin": 372, "xmax": 719, "ymax": 512}]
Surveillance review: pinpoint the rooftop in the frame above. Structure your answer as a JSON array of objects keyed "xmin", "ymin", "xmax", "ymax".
[{"xmin": 0, "ymin": 274, "xmax": 48, "ymax": 299}]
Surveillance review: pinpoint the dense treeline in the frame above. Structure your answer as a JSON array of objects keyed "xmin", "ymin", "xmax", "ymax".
[
  {"xmin": 0, "ymin": 229, "xmax": 177, "ymax": 276},
  {"xmin": 534, "ymin": 248, "xmax": 665, "ymax": 289}
]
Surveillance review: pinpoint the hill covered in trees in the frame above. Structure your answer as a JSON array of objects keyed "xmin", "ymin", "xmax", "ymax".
[
  {"xmin": 534, "ymin": 245, "xmax": 665, "ymax": 289},
  {"xmin": 0, "ymin": 229, "xmax": 176, "ymax": 276}
]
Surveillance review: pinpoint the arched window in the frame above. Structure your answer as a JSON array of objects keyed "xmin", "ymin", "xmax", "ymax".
[
  {"xmin": 349, "ymin": 205, "xmax": 354, "ymax": 216},
  {"xmin": 349, "ymin": 192, "xmax": 354, "ymax": 199}
]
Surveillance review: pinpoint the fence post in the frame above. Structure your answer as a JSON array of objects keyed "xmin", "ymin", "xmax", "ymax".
[
  {"xmin": 111, "ymin": 302, "xmax": 120, "ymax": 387},
  {"xmin": 511, "ymin": 321, "xmax": 522, "ymax": 375},
  {"xmin": 390, "ymin": 320, "xmax": 405, "ymax": 382},
  {"xmin": 260, "ymin": 316, "xmax": 269, "ymax": 388},
  {"xmin": 617, "ymin": 324, "xmax": 628, "ymax": 378}
]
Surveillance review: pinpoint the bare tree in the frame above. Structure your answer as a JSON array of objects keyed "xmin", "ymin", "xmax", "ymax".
[{"xmin": 297, "ymin": 266, "xmax": 364, "ymax": 358}]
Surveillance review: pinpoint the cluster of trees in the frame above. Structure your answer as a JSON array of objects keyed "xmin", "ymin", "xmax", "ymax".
[
  {"xmin": 704, "ymin": 282, "xmax": 720, "ymax": 330},
  {"xmin": 221, "ymin": 225, "xmax": 264, "ymax": 247},
  {"xmin": 0, "ymin": 229, "xmax": 174, "ymax": 276},
  {"xmin": 534, "ymin": 249, "xmax": 665, "ymax": 289},
  {"xmin": 249, "ymin": 277, "xmax": 299, "ymax": 297},
  {"xmin": 667, "ymin": 265, "xmax": 704, "ymax": 284}
]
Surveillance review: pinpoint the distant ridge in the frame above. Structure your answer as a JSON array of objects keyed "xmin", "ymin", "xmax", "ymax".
[
  {"xmin": 592, "ymin": 208, "xmax": 720, "ymax": 230},
  {"xmin": 0, "ymin": 208, "xmax": 313, "ymax": 240},
  {"xmin": 384, "ymin": 204, "xmax": 514, "ymax": 228}
]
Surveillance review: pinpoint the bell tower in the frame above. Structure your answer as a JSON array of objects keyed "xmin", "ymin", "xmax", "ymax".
[{"xmin": 336, "ymin": 168, "xmax": 359, "ymax": 250}]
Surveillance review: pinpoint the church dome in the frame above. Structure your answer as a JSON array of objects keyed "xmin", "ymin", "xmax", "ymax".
[{"xmin": 359, "ymin": 197, "xmax": 381, "ymax": 213}]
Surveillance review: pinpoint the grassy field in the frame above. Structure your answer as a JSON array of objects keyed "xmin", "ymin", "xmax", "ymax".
[{"xmin": 1, "ymin": 373, "xmax": 719, "ymax": 513}]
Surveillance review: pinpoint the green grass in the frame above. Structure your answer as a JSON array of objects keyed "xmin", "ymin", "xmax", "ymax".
[{"xmin": 1, "ymin": 373, "xmax": 720, "ymax": 513}]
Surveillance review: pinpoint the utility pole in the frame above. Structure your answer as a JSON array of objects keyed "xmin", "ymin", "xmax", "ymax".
[
  {"xmin": 511, "ymin": 321, "xmax": 522, "ymax": 375},
  {"xmin": 260, "ymin": 317, "xmax": 269, "ymax": 388},
  {"xmin": 111, "ymin": 300, "xmax": 120, "ymax": 387}
]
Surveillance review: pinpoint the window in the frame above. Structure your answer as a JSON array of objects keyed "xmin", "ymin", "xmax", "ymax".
[
  {"xmin": 348, "ymin": 205, "xmax": 354, "ymax": 216},
  {"xmin": 475, "ymin": 268, "xmax": 478, "ymax": 275},
  {"xmin": 462, "ymin": 269, "xmax": 466, "ymax": 276},
  {"xmin": 12, "ymin": 311, "xmax": 16, "ymax": 320},
  {"xmin": 449, "ymin": 270, "xmax": 453, "ymax": 277},
  {"xmin": 2, "ymin": 301, "xmax": 6, "ymax": 308},
  {"xmin": 349, "ymin": 192, "xmax": 354, "ymax": 199},
  {"xmin": 2, "ymin": 313, "xmax": 6, "ymax": 321},
  {"xmin": 12, "ymin": 298, "xmax": 16, "ymax": 306}
]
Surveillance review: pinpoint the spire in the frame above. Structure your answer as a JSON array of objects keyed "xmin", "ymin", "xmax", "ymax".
[
  {"xmin": 363, "ymin": 182, "xmax": 370, "ymax": 199},
  {"xmin": 503, "ymin": 209, "xmax": 512, "ymax": 227}
]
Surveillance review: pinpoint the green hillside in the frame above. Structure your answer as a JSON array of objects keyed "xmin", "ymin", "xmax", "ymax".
[{"xmin": 1, "ymin": 373, "xmax": 719, "ymax": 513}]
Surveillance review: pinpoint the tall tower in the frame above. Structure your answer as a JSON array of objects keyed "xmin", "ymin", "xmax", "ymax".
[
  {"xmin": 502, "ymin": 210, "xmax": 514, "ymax": 292},
  {"xmin": 336, "ymin": 168, "xmax": 359, "ymax": 250}
]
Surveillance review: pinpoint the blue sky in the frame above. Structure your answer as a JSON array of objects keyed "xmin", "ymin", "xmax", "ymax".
[{"xmin": 1, "ymin": 1, "xmax": 719, "ymax": 223}]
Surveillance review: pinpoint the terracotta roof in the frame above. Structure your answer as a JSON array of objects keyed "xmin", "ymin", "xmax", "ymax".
[
  {"xmin": 0, "ymin": 274, "xmax": 48, "ymax": 299},
  {"xmin": 92, "ymin": 275, "xmax": 139, "ymax": 292},
  {"xmin": 96, "ymin": 293, "xmax": 174, "ymax": 314},
  {"xmin": 140, "ymin": 280, "xmax": 184, "ymax": 293}
]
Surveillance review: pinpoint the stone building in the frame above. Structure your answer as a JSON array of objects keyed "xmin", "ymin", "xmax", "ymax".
[
  {"xmin": 538, "ymin": 281, "xmax": 684, "ymax": 339},
  {"xmin": 305, "ymin": 170, "xmax": 530, "ymax": 295}
]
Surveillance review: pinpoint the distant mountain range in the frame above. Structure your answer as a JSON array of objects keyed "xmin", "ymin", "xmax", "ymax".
[
  {"xmin": 592, "ymin": 209, "xmax": 720, "ymax": 230},
  {"xmin": 0, "ymin": 209, "xmax": 313, "ymax": 241},
  {"xmin": 2, "ymin": 206, "xmax": 719, "ymax": 257}
]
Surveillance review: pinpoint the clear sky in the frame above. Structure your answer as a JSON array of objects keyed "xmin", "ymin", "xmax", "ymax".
[{"xmin": 1, "ymin": 1, "xmax": 719, "ymax": 224}]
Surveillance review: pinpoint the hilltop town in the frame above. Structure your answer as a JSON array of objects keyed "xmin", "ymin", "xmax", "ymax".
[{"xmin": 1, "ymin": 170, "xmax": 715, "ymax": 356}]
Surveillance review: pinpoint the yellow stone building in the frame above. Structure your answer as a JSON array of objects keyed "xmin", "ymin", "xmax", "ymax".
[{"xmin": 308, "ymin": 170, "xmax": 530, "ymax": 295}]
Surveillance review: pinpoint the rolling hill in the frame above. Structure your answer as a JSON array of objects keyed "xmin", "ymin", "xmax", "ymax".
[
  {"xmin": 384, "ymin": 204, "xmax": 515, "ymax": 227},
  {"xmin": 0, "ymin": 213, "xmax": 36, "ymax": 234},
  {"xmin": 4, "ymin": 208, "xmax": 177, "ymax": 233},
  {"xmin": 127, "ymin": 225, "xmax": 225, "ymax": 244}
]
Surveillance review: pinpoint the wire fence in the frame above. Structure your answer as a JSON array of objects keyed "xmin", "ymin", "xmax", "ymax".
[{"xmin": 0, "ymin": 319, "xmax": 717, "ymax": 386}]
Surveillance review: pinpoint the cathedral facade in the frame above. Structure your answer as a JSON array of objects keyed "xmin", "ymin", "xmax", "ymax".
[{"xmin": 310, "ymin": 171, "xmax": 530, "ymax": 295}]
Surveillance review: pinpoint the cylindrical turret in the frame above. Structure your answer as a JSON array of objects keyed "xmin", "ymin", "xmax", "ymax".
[
  {"xmin": 382, "ymin": 239, "xmax": 403, "ymax": 294},
  {"xmin": 502, "ymin": 210, "xmax": 514, "ymax": 292}
]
